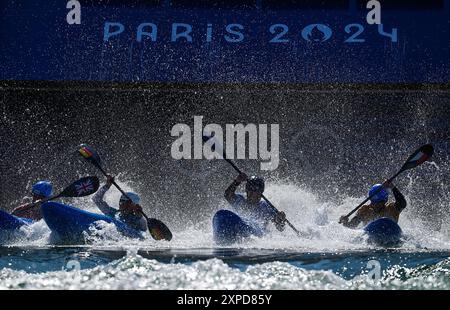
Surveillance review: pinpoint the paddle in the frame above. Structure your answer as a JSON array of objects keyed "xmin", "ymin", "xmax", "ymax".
[
  {"xmin": 202, "ymin": 134, "xmax": 303, "ymax": 237},
  {"xmin": 78, "ymin": 144, "xmax": 173, "ymax": 241},
  {"xmin": 340, "ymin": 144, "xmax": 434, "ymax": 221},
  {"xmin": 18, "ymin": 176, "xmax": 100, "ymax": 212}
]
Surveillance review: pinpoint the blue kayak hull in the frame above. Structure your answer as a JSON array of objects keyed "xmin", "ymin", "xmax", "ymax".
[
  {"xmin": 212, "ymin": 210, "xmax": 264, "ymax": 245},
  {"xmin": 364, "ymin": 217, "xmax": 402, "ymax": 246},
  {"xmin": 0, "ymin": 209, "xmax": 33, "ymax": 231},
  {"xmin": 41, "ymin": 202, "xmax": 144, "ymax": 243}
]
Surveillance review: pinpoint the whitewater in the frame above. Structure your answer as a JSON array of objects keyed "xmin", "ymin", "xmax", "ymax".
[{"xmin": 1, "ymin": 174, "xmax": 449, "ymax": 290}]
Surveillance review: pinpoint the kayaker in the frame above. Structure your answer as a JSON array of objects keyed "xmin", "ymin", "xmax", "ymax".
[
  {"xmin": 224, "ymin": 173, "xmax": 286, "ymax": 232},
  {"xmin": 11, "ymin": 180, "xmax": 53, "ymax": 221},
  {"xmin": 92, "ymin": 175, "xmax": 147, "ymax": 232},
  {"xmin": 339, "ymin": 180, "xmax": 407, "ymax": 228}
]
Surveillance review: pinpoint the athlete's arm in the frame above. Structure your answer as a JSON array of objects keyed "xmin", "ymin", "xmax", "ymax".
[
  {"xmin": 392, "ymin": 186, "xmax": 407, "ymax": 212},
  {"xmin": 346, "ymin": 215, "xmax": 362, "ymax": 228},
  {"xmin": 339, "ymin": 210, "xmax": 363, "ymax": 229},
  {"xmin": 92, "ymin": 175, "xmax": 117, "ymax": 217},
  {"xmin": 224, "ymin": 173, "xmax": 247, "ymax": 204},
  {"xmin": 11, "ymin": 202, "xmax": 42, "ymax": 220},
  {"xmin": 11, "ymin": 203, "xmax": 33, "ymax": 216},
  {"xmin": 383, "ymin": 180, "xmax": 407, "ymax": 213}
]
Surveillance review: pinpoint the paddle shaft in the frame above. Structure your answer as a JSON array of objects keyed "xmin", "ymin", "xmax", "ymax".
[
  {"xmin": 94, "ymin": 164, "xmax": 127, "ymax": 196},
  {"xmin": 222, "ymin": 157, "xmax": 302, "ymax": 237},
  {"xmin": 18, "ymin": 193, "xmax": 63, "ymax": 212}
]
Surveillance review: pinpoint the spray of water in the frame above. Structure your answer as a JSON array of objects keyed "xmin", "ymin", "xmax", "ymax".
[{"xmin": 7, "ymin": 177, "xmax": 450, "ymax": 251}]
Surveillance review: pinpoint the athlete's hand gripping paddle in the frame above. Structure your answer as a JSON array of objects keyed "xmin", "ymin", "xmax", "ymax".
[{"xmin": 78, "ymin": 144, "xmax": 172, "ymax": 241}]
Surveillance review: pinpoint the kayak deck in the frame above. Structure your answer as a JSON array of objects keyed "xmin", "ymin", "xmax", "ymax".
[
  {"xmin": 364, "ymin": 217, "xmax": 402, "ymax": 247},
  {"xmin": 212, "ymin": 209, "xmax": 264, "ymax": 245},
  {"xmin": 41, "ymin": 202, "xmax": 144, "ymax": 243}
]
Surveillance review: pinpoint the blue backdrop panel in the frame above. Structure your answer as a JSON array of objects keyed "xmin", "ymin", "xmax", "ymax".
[{"xmin": 1, "ymin": 0, "xmax": 449, "ymax": 83}]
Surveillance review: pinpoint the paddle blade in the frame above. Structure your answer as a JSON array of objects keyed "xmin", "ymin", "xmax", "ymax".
[
  {"xmin": 59, "ymin": 176, "xmax": 100, "ymax": 198},
  {"xmin": 78, "ymin": 144, "xmax": 102, "ymax": 168},
  {"xmin": 147, "ymin": 218, "xmax": 173, "ymax": 241},
  {"xmin": 401, "ymin": 144, "xmax": 434, "ymax": 171}
]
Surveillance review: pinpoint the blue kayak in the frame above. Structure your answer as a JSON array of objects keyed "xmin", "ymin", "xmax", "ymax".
[
  {"xmin": 364, "ymin": 217, "xmax": 402, "ymax": 246},
  {"xmin": 41, "ymin": 202, "xmax": 144, "ymax": 243},
  {"xmin": 0, "ymin": 209, "xmax": 33, "ymax": 231},
  {"xmin": 212, "ymin": 209, "xmax": 265, "ymax": 245}
]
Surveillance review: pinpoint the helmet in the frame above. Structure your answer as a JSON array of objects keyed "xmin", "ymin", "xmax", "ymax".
[
  {"xmin": 32, "ymin": 181, "xmax": 53, "ymax": 198},
  {"xmin": 119, "ymin": 192, "xmax": 140, "ymax": 205},
  {"xmin": 245, "ymin": 176, "xmax": 265, "ymax": 193},
  {"xmin": 369, "ymin": 184, "xmax": 388, "ymax": 204}
]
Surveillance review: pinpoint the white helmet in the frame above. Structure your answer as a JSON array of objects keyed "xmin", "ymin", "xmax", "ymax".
[{"xmin": 119, "ymin": 192, "xmax": 140, "ymax": 205}]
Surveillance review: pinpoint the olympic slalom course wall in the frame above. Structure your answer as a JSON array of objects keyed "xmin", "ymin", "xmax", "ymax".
[{"xmin": 1, "ymin": 0, "xmax": 449, "ymax": 83}]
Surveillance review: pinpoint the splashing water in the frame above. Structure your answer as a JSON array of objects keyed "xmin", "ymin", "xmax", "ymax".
[
  {"xmin": 1, "ymin": 177, "xmax": 449, "ymax": 289},
  {"xmin": 4, "ymin": 178, "xmax": 450, "ymax": 250}
]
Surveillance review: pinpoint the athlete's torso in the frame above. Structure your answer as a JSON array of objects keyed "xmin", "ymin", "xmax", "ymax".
[{"xmin": 357, "ymin": 202, "xmax": 400, "ymax": 226}]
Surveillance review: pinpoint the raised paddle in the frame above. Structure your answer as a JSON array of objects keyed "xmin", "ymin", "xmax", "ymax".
[
  {"xmin": 78, "ymin": 144, "xmax": 173, "ymax": 241},
  {"xmin": 16, "ymin": 176, "xmax": 100, "ymax": 212},
  {"xmin": 202, "ymin": 134, "xmax": 304, "ymax": 237},
  {"xmin": 340, "ymin": 144, "xmax": 434, "ymax": 221}
]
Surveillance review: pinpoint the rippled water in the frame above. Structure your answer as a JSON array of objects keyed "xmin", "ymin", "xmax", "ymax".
[{"xmin": 1, "ymin": 247, "xmax": 449, "ymax": 290}]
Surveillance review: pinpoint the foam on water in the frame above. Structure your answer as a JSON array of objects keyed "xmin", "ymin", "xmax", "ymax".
[
  {"xmin": 6, "ymin": 179, "xmax": 450, "ymax": 251},
  {"xmin": 1, "ymin": 252, "xmax": 449, "ymax": 290}
]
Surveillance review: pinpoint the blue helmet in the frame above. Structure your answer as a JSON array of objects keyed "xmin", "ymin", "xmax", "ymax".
[
  {"xmin": 32, "ymin": 181, "xmax": 53, "ymax": 198},
  {"xmin": 369, "ymin": 184, "xmax": 388, "ymax": 204},
  {"xmin": 119, "ymin": 192, "xmax": 140, "ymax": 205}
]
